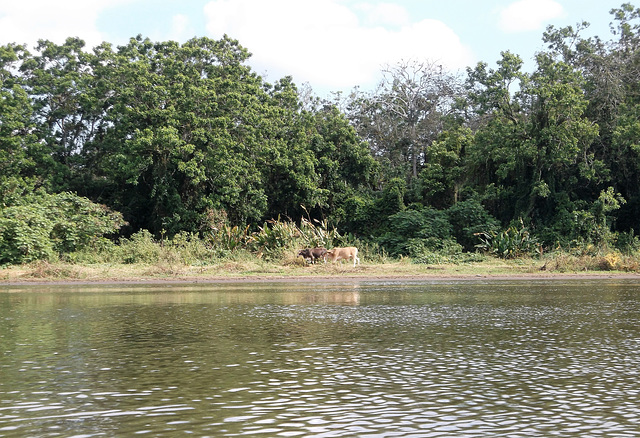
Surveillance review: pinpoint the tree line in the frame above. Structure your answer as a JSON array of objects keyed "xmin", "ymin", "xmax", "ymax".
[{"xmin": 2, "ymin": 4, "xmax": 640, "ymax": 264}]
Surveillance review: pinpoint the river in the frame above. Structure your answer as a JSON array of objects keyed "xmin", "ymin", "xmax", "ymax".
[{"xmin": 1, "ymin": 279, "xmax": 639, "ymax": 437}]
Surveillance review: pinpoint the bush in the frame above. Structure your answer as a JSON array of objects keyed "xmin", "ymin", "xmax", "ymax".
[
  {"xmin": 447, "ymin": 198, "xmax": 500, "ymax": 251},
  {"xmin": 616, "ymin": 229, "xmax": 640, "ymax": 254},
  {"xmin": 476, "ymin": 219, "xmax": 538, "ymax": 259},
  {"xmin": 378, "ymin": 207, "xmax": 453, "ymax": 257},
  {"xmin": 542, "ymin": 188, "xmax": 626, "ymax": 248},
  {"xmin": 0, "ymin": 204, "xmax": 55, "ymax": 264},
  {"xmin": 118, "ymin": 230, "xmax": 163, "ymax": 264},
  {"xmin": 297, "ymin": 216, "xmax": 341, "ymax": 249},
  {"xmin": 406, "ymin": 237, "xmax": 462, "ymax": 257},
  {"xmin": 248, "ymin": 218, "xmax": 300, "ymax": 259},
  {"xmin": 166, "ymin": 231, "xmax": 216, "ymax": 265},
  {"xmin": 205, "ymin": 223, "xmax": 250, "ymax": 252},
  {"xmin": 0, "ymin": 190, "xmax": 125, "ymax": 265}
]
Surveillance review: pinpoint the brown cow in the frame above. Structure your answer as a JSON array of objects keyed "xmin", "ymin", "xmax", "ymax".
[
  {"xmin": 326, "ymin": 246, "xmax": 360, "ymax": 267},
  {"xmin": 297, "ymin": 247, "xmax": 328, "ymax": 264}
]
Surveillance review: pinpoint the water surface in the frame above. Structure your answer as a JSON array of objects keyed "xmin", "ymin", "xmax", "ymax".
[{"xmin": 1, "ymin": 279, "xmax": 640, "ymax": 437}]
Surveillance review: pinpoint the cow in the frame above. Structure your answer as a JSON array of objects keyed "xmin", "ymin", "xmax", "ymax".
[
  {"xmin": 297, "ymin": 247, "xmax": 328, "ymax": 264},
  {"xmin": 326, "ymin": 246, "xmax": 360, "ymax": 267}
]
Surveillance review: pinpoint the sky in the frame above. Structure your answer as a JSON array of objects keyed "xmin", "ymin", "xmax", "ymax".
[{"xmin": 0, "ymin": 0, "xmax": 629, "ymax": 96}]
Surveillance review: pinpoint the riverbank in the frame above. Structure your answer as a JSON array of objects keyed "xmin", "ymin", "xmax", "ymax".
[{"xmin": 2, "ymin": 255, "xmax": 640, "ymax": 285}]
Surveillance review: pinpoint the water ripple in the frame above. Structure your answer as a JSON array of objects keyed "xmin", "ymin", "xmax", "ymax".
[{"xmin": 2, "ymin": 282, "xmax": 640, "ymax": 436}]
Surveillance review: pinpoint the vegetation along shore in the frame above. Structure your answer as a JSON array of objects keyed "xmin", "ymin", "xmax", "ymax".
[
  {"xmin": 3, "ymin": 5, "xmax": 640, "ymax": 280},
  {"xmin": 2, "ymin": 227, "xmax": 639, "ymax": 284}
]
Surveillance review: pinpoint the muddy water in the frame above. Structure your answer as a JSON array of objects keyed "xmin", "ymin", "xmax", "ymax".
[{"xmin": 1, "ymin": 279, "xmax": 639, "ymax": 437}]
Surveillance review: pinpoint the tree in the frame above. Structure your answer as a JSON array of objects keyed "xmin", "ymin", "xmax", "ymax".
[
  {"xmin": 466, "ymin": 50, "xmax": 598, "ymax": 239},
  {"xmin": 348, "ymin": 59, "xmax": 462, "ymax": 181},
  {"xmin": 0, "ymin": 44, "xmax": 38, "ymax": 185},
  {"xmin": 0, "ymin": 184, "xmax": 125, "ymax": 264},
  {"xmin": 419, "ymin": 127, "xmax": 473, "ymax": 208},
  {"xmin": 1, "ymin": 35, "xmax": 383, "ymax": 240},
  {"xmin": 303, "ymin": 104, "xmax": 378, "ymax": 229},
  {"xmin": 542, "ymin": 4, "xmax": 640, "ymax": 233},
  {"xmin": 17, "ymin": 37, "xmax": 107, "ymax": 191},
  {"xmin": 256, "ymin": 77, "xmax": 325, "ymax": 221},
  {"xmin": 90, "ymin": 36, "xmax": 279, "ymax": 233}
]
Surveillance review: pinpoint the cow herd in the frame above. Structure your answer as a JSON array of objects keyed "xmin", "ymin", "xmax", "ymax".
[{"xmin": 297, "ymin": 246, "xmax": 360, "ymax": 267}]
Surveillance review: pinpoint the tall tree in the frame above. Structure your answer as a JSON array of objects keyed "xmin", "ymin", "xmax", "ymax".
[
  {"xmin": 466, "ymin": 51, "xmax": 599, "ymax": 236},
  {"xmin": 0, "ymin": 43, "xmax": 37, "ymax": 188},
  {"xmin": 419, "ymin": 127, "xmax": 473, "ymax": 208},
  {"xmin": 348, "ymin": 59, "xmax": 461, "ymax": 181},
  {"xmin": 18, "ymin": 37, "xmax": 107, "ymax": 191},
  {"xmin": 94, "ymin": 36, "xmax": 275, "ymax": 233},
  {"xmin": 542, "ymin": 4, "xmax": 640, "ymax": 231}
]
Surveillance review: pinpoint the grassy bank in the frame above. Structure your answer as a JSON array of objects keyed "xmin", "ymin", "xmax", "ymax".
[{"xmin": 2, "ymin": 250, "xmax": 639, "ymax": 283}]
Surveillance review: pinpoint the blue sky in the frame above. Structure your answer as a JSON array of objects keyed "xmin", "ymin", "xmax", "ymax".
[{"xmin": 0, "ymin": 0, "xmax": 628, "ymax": 96}]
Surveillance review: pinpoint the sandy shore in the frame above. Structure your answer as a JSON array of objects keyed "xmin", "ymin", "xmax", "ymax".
[
  {"xmin": 2, "ymin": 271, "xmax": 640, "ymax": 287},
  {"xmin": 2, "ymin": 257, "xmax": 640, "ymax": 287}
]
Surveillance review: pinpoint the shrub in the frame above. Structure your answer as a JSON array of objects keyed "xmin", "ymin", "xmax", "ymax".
[
  {"xmin": 476, "ymin": 219, "xmax": 538, "ymax": 259},
  {"xmin": 205, "ymin": 224, "xmax": 250, "ymax": 252},
  {"xmin": 166, "ymin": 231, "xmax": 216, "ymax": 265},
  {"xmin": 406, "ymin": 237, "xmax": 462, "ymax": 258},
  {"xmin": 447, "ymin": 198, "xmax": 500, "ymax": 251},
  {"xmin": 248, "ymin": 218, "xmax": 300, "ymax": 259},
  {"xmin": 297, "ymin": 216, "xmax": 341, "ymax": 249},
  {"xmin": 0, "ymin": 190, "xmax": 125, "ymax": 265},
  {"xmin": 377, "ymin": 207, "xmax": 452, "ymax": 257},
  {"xmin": 118, "ymin": 230, "xmax": 163, "ymax": 264},
  {"xmin": 0, "ymin": 204, "xmax": 55, "ymax": 264},
  {"xmin": 615, "ymin": 229, "xmax": 640, "ymax": 255},
  {"xmin": 543, "ymin": 188, "xmax": 626, "ymax": 248}
]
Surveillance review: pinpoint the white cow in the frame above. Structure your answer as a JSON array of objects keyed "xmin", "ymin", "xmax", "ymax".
[{"xmin": 326, "ymin": 246, "xmax": 360, "ymax": 267}]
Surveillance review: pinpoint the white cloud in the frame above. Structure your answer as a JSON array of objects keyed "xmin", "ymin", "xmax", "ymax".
[
  {"xmin": 168, "ymin": 14, "xmax": 194, "ymax": 42},
  {"xmin": 0, "ymin": 0, "xmax": 128, "ymax": 50},
  {"xmin": 356, "ymin": 2, "xmax": 410, "ymax": 28},
  {"xmin": 204, "ymin": 0, "xmax": 474, "ymax": 93},
  {"xmin": 498, "ymin": 0, "xmax": 564, "ymax": 33}
]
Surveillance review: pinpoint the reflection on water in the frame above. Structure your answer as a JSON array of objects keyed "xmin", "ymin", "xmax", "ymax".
[{"xmin": 1, "ymin": 280, "xmax": 640, "ymax": 436}]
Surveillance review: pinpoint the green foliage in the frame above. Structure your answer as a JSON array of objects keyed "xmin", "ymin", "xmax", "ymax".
[
  {"xmin": 378, "ymin": 207, "xmax": 453, "ymax": 257},
  {"xmin": 475, "ymin": 220, "xmax": 538, "ymax": 259},
  {"xmin": 2, "ymin": 36, "xmax": 380, "ymax": 236},
  {"xmin": 330, "ymin": 193, "xmax": 376, "ymax": 236},
  {"xmin": 378, "ymin": 178, "xmax": 406, "ymax": 215},
  {"xmin": 539, "ymin": 187, "xmax": 627, "ymax": 249},
  {"xmin": 48, "ymin": 192, "xmax": 127, "ymax": 253},
  {"xmin": 206, "ymin": 224, "xmax": 250, "ymax": 252},
  {"xmin": 615, "ymin": 229, "xmax": 640, "ymax": 255},
  {"xmin": 446, "ymin": 198, "xmax": 500, "ymax": 251},
  {"xmin": 243, "ymin": 216, "xmax": 345, "ymax": 260},
  {"xmin": 0, "ymin": 189, "xmax": 125, "ymax": 264},
  {"xmin": 405, "ymin": 237, "xmax": 462, "ymax": 258},
  {"xmin": 0, "ymin": 203, "xmax": 55, "ymax": 264},
  {"xmin": 466, "ymin": 50, "xmax": 599, "ymax": 227},
  {"xmin": 247, "ymin": 218, "xmax": 300, "ymax": 259},
  {"xmin": 6, "ymin": 6, "xmax": 640, "ymax": 257},
  {"xmin": 117, "ymin": 230, "xmax": 163, "ymax": 264},
  {"xmin": 164, "ymin": 231, "xmax": 216, "ymax": 265},
  {"xmin": 0, "ymin": 45, "xmax": 38, "ymax": 181},
  {"xmin": 297, "ymin": 216, "xmax": 341, "ymax": 249},
  {"xmin": 66, "ymin": 216, "xmax": 348, "ymax": 266},
  {"xmin": 420, "ymin": 127, "xmax": 472, "ymax": 208},
  {"xmin": 95, "ymin": 36, "xmax": 276, "ymax": 231},
  {"xmin": 199, "ymin": 208, "xmax": 253, "ymax": 255},
  {"xmin": 567, "ymin": 187, "xmax": 626, "ymax": 247},
  {"xmin": 67, "ymin": 230, "xmax": 219, "ymax": 266},
  {"xmin": 411, "ymin": 249, "xmax": 486, "ymax": 265}
]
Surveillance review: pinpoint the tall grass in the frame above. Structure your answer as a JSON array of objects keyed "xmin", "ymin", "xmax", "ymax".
[
  {"xmin": 64, "ymin": 217, "xmax": 356, "ymax": 265},
  {"xmin": 15, "ymin": 217, "xmax": 640, "ymax": 277}
]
